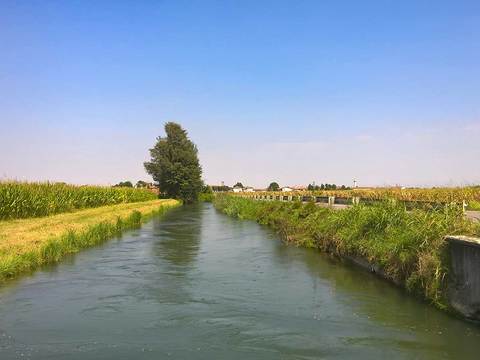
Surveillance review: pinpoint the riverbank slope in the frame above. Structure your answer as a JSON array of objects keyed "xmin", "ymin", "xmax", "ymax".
[
  {"xmin": 213, "ymin": 195, "xmax": 480, "ymax": 313},
  {"xmin": 0, "ymin": 199, "xmax": 180, "ymax": 282}
]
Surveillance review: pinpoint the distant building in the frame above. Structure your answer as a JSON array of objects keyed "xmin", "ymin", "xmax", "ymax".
[
  {"xmin": 244, "ymin": 187, "xmax": 254, "ymax": 192},
  {"xmin": 144, "ymin": 183, "xmax": 160, "ymax": 195},
  {"xmin": 281, "ymin": 187, "xmax": 293, "ymax": 192},
  {"xmin": 233, "ymin": 186, "xmax": 243, "ymax": 193}
]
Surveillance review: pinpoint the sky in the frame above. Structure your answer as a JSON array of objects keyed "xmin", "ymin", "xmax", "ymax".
[{"xmin": 1, "ymin": 0, "xmax": 479, "ymax": 188}]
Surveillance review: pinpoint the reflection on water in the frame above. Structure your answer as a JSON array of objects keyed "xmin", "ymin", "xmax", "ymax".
[
  {"xmin": 0, "ymin": 203, "xmax": 479, "ymax": 360},
  {"xmin": 152, "ymin": 204, "xmax": 202, "ymax": 268},
  {"xmin": 144, "ymin": 204, "xmax": 203, "ymax": 305}
]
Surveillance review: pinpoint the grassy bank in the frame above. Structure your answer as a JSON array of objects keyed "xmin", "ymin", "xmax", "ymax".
[
  {"xmin": 0, "ymin": 181, "xmax": 158, "ymax": 220},
  {"xmin": 0, "ymin": 199, "xmax": 179, "ymax": 282},
  {"xmin": 198, "ymin": 192, "xmax": 214, "ymax": 202},
  {"xmin": 214, "ymin": 195, "xmax": 480, "ymax": 309}
]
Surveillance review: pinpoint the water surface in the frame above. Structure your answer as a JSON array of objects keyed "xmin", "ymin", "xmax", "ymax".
[{"xmin": 1, "ymin": 203, "xmax": 479, "ymax": 359}]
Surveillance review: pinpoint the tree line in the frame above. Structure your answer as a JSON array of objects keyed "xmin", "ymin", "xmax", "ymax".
[{"xmin": 113, "ymin": 180, "xmax": 151, "ymax": 188}]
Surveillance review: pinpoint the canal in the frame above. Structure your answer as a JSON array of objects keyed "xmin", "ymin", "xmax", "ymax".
[{"xmin": 0, "ymin": 203, "xmax": 479, "ymax": 359}]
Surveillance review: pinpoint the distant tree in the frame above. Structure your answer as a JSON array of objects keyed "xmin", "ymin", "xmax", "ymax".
[
  {"xmin": 267, "ymin": 182, "xmax": 280, "ymax": 191},
  {"xmin": 322, "ymin": 183, "xmax": 337, "ymax": 190},
  {"xmin": 114, "ymin": 181, "xmax": 133, "ymax": 188},
  {"xmin": 136, "ymin": 180, "xmax": 148, "ymax": 188},
  {"xmin": 233, "ymin": 182, "xmax": 244, "ymax": 188},
  {"xmin": 144, "ymin": 122, "xmax": 203, "ymax": 203},
  {"xmin": 317, "ymin": 183, "xmax": 348, "ymax": 190},
  {"xmin": 212, "ymin": 185, "xmax": 231, "ymax": 192}
]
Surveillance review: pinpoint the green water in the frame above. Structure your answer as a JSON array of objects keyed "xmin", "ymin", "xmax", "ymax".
[{"xmin": 0, "ymin": 203, "xmax": 479, "ymax": 359}]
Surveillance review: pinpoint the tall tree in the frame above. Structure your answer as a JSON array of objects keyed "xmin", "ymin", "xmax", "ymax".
[
  {"xmin": 267, "ymin": 182, "xmax": 280, "ymax": 191},
  {"xmin": 144, "ymin": 122, "xmax": 203, "ymax": 203}
]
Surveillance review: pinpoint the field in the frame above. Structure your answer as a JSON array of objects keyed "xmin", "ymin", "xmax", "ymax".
[
  {"xmin": 243, "ymin": 187, "xmax": 480, "ymax": 210},
  {"xmin": 0, "ymin": 181, "xmax": 158, "ymax": 220},
  {"xmin": 0, "ymin": 199, "xmax": 180, "ymax": 281},
  {"xmin": 214, "ymin": 194, "xmax": 480, "ymax": 311}
]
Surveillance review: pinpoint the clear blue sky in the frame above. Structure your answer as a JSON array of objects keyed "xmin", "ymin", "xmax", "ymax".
[{"xmin": 1, "ymin": 0, "xmax": 479, "ymax": 187}]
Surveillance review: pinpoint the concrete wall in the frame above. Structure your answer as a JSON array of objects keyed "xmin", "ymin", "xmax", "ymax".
[{"xmin": 446, "ymin": 236, "xmax": 480, "ymax": 320}]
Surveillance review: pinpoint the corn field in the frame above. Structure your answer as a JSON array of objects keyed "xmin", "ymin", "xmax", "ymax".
[
  {"xmin": 241, "ymin": 187, "xmax": 480, "ymax": 210},
  {"xmin": 0, "ymin": 181, "xmax": 158, "ymax": 220}
]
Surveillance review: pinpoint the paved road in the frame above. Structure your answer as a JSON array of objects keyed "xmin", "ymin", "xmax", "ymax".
[{"xmin": 466, "ymin": 211, "xmax": 480, "ymax": 222}]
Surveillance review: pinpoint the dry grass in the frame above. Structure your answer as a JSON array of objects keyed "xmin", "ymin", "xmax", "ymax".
[{"xmin": 0, "ymin": 199, "xmax": 180, "ymax": 281}]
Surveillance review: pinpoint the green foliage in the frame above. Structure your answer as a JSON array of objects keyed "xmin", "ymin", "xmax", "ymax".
[
  {"xmin": 267, "ymin": 182, "xmax": 280, "ymax": 191},
  {"xmin": 234, "ymin": 182, "xmax": 243, "ymax": 188},
  {"xmin": 135, "ymin": 180, "xmax": 149, "ymax": 188},
  {"xmin": 198, "ymin": 185, "xmax": 214, "ymax": 202},
  {"xmin": 0, "ymin": 181, "xmax": 158, "ymax": 220},
  {"xmin": 202, "ymin": 184, "xmax": 213, "ymax": 194},
  {"xmin": 308, "ymin": 183, "xmax": 350, "ymax": 190},
  {"xmin": 144, "ymin": 122, "xmax": 203, "ymax": 204},
  {"xmin": 114, "ymin": 181, "xmax": 133, "ymax": 188},
  {"xmin": 468, "ymin": 200, "xmax": 480, "ymax": 210},
  {"xmin": 211, "ymin": 185, "xmax": 231, "ymax": 192},
  {"xmin": 198, "ymin": 193, "xmax": 214, "ymax": 202},
  {"xmin": 213, "ymin": 195, "xmax": 480, "ymax": 309}
]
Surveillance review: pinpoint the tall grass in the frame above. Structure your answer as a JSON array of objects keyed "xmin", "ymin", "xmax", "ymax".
[
  {"xmin": 198, "ymin": 192, "xmax": 214, "ymax": 202},
  {"xmin": 0, "ymin": 181, "xmax": 158, "ymax": 220},
  {"xmin": 214, "ymin": 195, "xmax": 480, "ymax": 310}
]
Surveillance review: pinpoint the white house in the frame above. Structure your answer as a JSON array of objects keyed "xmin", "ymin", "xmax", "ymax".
[
  {"xmin": 281, "ymin": 187, "xmax": 293, "ymax": 192},
  {"xmin": 232, "ymin": 186, "xmax": 243, "ymax": 193},
  {"xmin": 244, "ymin": 187, "xmax": 254, "ymax": 192}
]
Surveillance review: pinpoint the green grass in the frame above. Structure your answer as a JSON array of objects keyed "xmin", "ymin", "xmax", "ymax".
[
  {"xmin": 0, "ymin": 199, "xmax": 180, "ymax": 282},
  {"xmin": 0, "ymin": 181, "xmax": 158, "ymax": 220},
  {"xmin": 198, "ymin": 192, "xmax": 214, "ymax": 202},
  {"xmin": 214, "ymin": 195, "xmax": 480, "ymax": 310}
]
